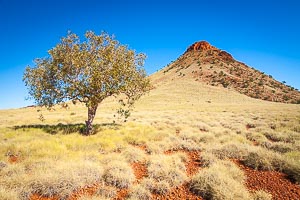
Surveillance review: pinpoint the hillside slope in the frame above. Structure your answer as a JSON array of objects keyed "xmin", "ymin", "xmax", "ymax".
[{"xmin": 151, "ymin": 41, "xmax": 300, "ymax": 104}]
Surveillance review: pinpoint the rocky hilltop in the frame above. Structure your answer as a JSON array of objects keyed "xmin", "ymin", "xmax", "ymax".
[{"xmin": 152, "ymin": 41, "xmax": 300, "ymax": 104}]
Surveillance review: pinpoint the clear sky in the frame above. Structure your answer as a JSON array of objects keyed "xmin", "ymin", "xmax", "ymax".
[{"xmin": 0, "ymin": 0, "xmax": 299, "ymax": 109}]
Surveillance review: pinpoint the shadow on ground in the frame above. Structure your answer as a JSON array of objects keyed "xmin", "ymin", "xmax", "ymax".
[{"xmin": 12, "ymin": 123, "xmax": 120, "ymax": 135}]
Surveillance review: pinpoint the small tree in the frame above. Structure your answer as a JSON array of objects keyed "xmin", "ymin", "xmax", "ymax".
[{"xmin": 23, "ymin": 31, "xmax": 150, "ymax": 135}]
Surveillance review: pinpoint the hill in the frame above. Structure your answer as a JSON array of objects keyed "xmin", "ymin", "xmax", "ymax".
[{"xmin": 151, "ymin": 41, "xmax": 300, "ymax": 104}]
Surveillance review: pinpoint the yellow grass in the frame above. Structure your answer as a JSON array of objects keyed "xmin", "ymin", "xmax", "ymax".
[{"xmin": 0, "ymin": 78, "xmax": 300, "ymax": 199}]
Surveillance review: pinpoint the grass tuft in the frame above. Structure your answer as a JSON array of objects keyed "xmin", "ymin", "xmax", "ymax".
[
  {"xmin": 190, "ymin": 160, "xmax": 251, "ymax": 200},
  {"xmin": 95, "ymin": 184, "xmax": 117, "ymax": 199},
  {"xmin": 0, "ymin": 186, "xmax": 19, "ymax": 200},
  {"xmin": 121, "ymin": 146, "xmax": 147, "ymax": 163},
  {"xmin": 128, "ymin": 184, "xmax": 152, "ymax": 200},
  {"xmin": 242, "ymin": 147, "xmax": 284, "ymax": 171},
  {"xmin": 251, "ymin": 190, "xmax": 272, "ymax": 200},
  {"xmin": 103, "ymin": 160, "xmax": 135, "ymax": 188},
  {"xmin": 147, "ymin": 153, "xmax": 187, "ymax": 188},
  {"xmin": 207, "ymin": 142, "xmax": 251, "ymax": 160},
  {"xmin": 140, "ymin": 178, "xmax": 170, "ymax": 195}
]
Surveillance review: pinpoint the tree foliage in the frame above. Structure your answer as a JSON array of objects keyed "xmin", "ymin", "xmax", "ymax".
[{"xmin": 23, "ymin": 31, "xmax": 150, "ymax": 135}]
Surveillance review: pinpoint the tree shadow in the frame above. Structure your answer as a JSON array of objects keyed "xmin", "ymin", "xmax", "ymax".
[{"xmin": 12, "ymin": 123, "xmax": 120, "ymax": 135}]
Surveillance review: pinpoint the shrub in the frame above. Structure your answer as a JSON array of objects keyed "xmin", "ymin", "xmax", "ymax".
[
  {"xmin": 103, "ymin": 160, "xmax": 135, "ymax": 188},
  {"xmin": 199, "ymin": 152, "xmax": 219, "ymax": 167},
  {"xmin": 263, "ymin": 131, "xmax": 294, "ymax": 143},
  {"xmin": 140, "ymin": 178, "xmax": 170, "ymax": 195},
  {"xmin": 128, "ymin": 184, "xmax": 152, "ymax": 199},
  {"xmin": 282, "ymin": 151, "xmax": 300, "ymax": 183},
  {"xmin": 269, "ymin": 142, "xmax": 294, "ymax": 153},
  {"xmin": 252, "ymin": 190, "xmax": 272, "ymax": 200},
  {"xmin": 19, "ymin": 161, "xmax": 103, "ymax": 199},
  {"xmin": 208, "ymin": 142, "xmax": 251, "ymax": 160},
  {"xmin": 246, "ymin": 132, "xmax": 269, "ymax": 144},
  {"xmin": 243, "ymin": 147, "xmax": 284, "ymax": 171},
  {"xmin": 0, "ymin": 187, "xmax": 19, "ymax": 200},
  {"xmin": 190, "ymin": 160, "xmax": 251, "ymax": 200},
  {"xmin": 95, "ymin": 184, "xmax": 117, "ymax": 199},
  {"xmin": 147, "ymin": 154, "xmax": 187, "ymax": 188},
  {"xmin": 121, "ymin": 146, "xmax": 147, "ymax": 163}
]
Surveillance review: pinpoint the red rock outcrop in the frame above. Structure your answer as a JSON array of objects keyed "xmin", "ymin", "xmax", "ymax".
[
  {"xmin": 218, "ymin": 50, "xmax": 233, "ymax": 61},
  {"xmin": 187, "ymin": 41, "xmax": 217, "ymax": 52}
]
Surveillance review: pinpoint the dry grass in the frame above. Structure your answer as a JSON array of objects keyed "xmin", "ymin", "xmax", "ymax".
[
  {"xmin": 127, "ymin": 184, "xmax": 152, "ymax": 200},
  {"xmin": 0, "ymin": 186, "xmax": 19, "ymax": 200},
  {"xmin": 252, "ymin": 190, "xmax": 272, "ymax": 200},
  {"xmin": 95, "ymin": 184, "xmax": 117, "ymax": 199},
  {"xmin": 103, "ymin": 160, "xmax": 135, "ymax": 189},
  {"xmin": 0, "ymin": 78, "xmax": 300, "ymax": 198},
  {"xmin": 243, "ymin": 146, "xmax": 284, "ymax": 171},
  {"xmin": 121, "ymin": 146, "xmax": 147, "ymax": 163},
  {"xmin": 190, "ymin": 160, "xmax": 252, "ymax": 200},
  {"xmin": 139, "ymin": 178, "xmax": 170, "ymax": 195},
  {"xmin": 147, "ymin": 153, "xmax": 187, "ymax": 188}
]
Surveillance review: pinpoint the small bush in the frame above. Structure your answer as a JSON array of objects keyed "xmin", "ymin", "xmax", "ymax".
[
  {"xmin": 243, "ymin": 147, "xmax": 284, "ymax": 171},
  {"xmin": 103, "ymin": 161, "xmax": 135, "ymax": 188},
  {"xmin": 20, "ymin": 161, "xmax": 103, "ymax": 199},
  {"xmin": 246, "ymin": 132, "xmax": 269, "ymax": 144},
  {"xmin": 283, "ymin": 162, "xmax": 300, "ymax": 183},
  {"xmin": 269, "ymin": 142, "xmax": 294, "ymax": 153},
  {"xmin": 0, "ymin": 187, "xmax": 19, "ymax": 200},
  {"xmin": 121, "ymin": 146, "xmax": 147, "ymax": 163},
  {"xmin": 128, "ymin": 184, "xmax": 152, "ymax": 200},
  {"xmin": 190, "ymin": 160, "xmax": 251, "ymax": 200},
  {"xmin": 263, "ymin": 131, "xmax": 293, "ymax": 143},
  {"xmin": 208, "ymin": 142, "xmax": 251, "ymax": 160},
  {"xmin": 252, "ymin": 190, "xmax": 272, "ymax": 200},
  {"xmin": 140, "ymin": 178, "xmax": 170, "ymax": 195},
  {"xmin": 95, "ymin": 184, "xmax": 117, "ymax": 199},
  {"xmin": 199, "ymin": 152, "xmax": 219, "ymax": 167},
  {"xmin": 147, "ymin": 154, "xmax": 187, "ymax": 188}
]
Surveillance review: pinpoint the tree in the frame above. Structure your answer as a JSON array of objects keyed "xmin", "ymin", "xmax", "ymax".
[{"xmin": 23, "ymin": 31, "xmax": 150, "ymax": 135}]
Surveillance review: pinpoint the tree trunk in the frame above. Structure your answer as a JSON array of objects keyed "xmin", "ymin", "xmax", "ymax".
[{"xmin": 85, "ymin": 105, "xmax": 98, "ymax": 136}]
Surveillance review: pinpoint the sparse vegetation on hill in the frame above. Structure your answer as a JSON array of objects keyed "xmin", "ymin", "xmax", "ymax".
[
  {"xmin": 153, "ymin": 41, "xmax": 300, "ymax": 104},
  {"xmin": 1, "ymin": 79, "xmax": 300, "ymax": 199}
]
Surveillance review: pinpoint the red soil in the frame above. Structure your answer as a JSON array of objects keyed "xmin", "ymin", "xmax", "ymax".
[
  {"xmin": 131, "ymin": 144, "xmax": 147, "ymax": 151},
  {"xmin": 114, "ymin": 189, "xmax": 129, "ymax": 200},
  {"xmin": 185, "ymin": 151, "xmax": 202, "ymax": 176},
  {"xmin": 8, "ymin": 155, "xmax": 19, "ymax": 163},
  {"xmin": 236, "ymin": 161, "xmax": 300, "ymax": 200},
  {"xmin": 30, "ymin": 194, "xmax": 59, "ymax": 200},
  {"xmin": 154, "ymin": 149, "xmax": 203, "ymax": 200},
  {"xmin": 164, "ymin": 149, "xmax": 201, "ymax": 176},
  {"xmin": 67, "ymin": 183, "xmax": 101, "ymax": 200},
  {"xmin": 131, "ymin": 162, "xmax": 148, "ymax": 183},
  {"xmin": 152, "ymin": 183, "xmax": 203, "ymax": 200}
]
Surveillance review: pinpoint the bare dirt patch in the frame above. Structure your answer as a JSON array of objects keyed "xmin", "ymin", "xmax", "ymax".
[
  {"xmin": 8, "ymin": 155, "xmax": 19, "ymax": 163},
  {"xmin": 68, "ymin": 183, "xmax": 101, "ymax": 200},
  {"xmin": 164, "ymin": 149, "xmax": 201, "ymax": 176},
  {"xmin": 185, "ymin": 151, "xmax": 202, "ymax": 176},
  {"xmin": 152, "ymin": 183, "xmax": 203, "ymax": 200},
  {"xmin": 30, "ymin": 194, "xmax": 59, "ymax": 200},
  {"xmin": 114, "ymin": 188, "xmax": 129, "ymax": 200},
  {"xmin": 131, "ymin": 162, "xmax": 148, "ymax": 183},
  {"xmin": 236, "ymin": 161, "xmax": 300, "ymax": 200}
]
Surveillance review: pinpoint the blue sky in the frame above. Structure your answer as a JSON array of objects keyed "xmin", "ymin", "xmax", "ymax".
[{"xmin": 0, "ymin": 0, "xmax": 299, "ymax": 109}]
